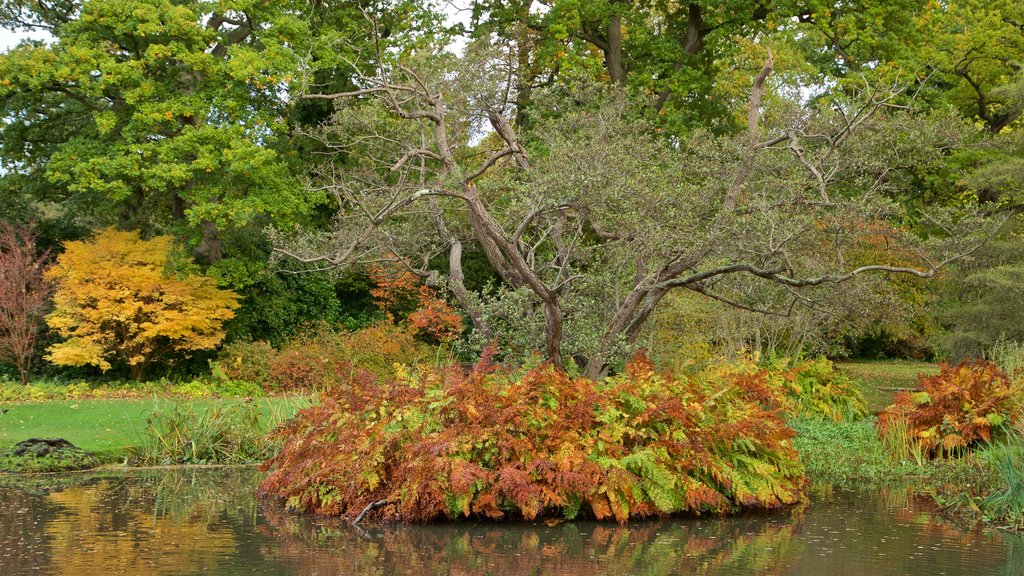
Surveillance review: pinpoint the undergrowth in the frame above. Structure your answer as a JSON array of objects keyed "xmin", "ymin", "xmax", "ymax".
[
  {"xmin": 877, "ymin": 361, "xmax": 1022, "ymax": 459},
  {"xmin": 260, "ymin": 351, "xmax": 807, "ymax": 522},
  {"xmin": 789, "ymin": 417, "xmax": 986, "ymax": 488},
  {"xmin": 764, "ymin": 356, "xmax": 869, "ymax": 422},
  {"xmin": 0, "ymin": 377, "xmax": 264, "ymax": 402},
  {"xmin": 130, "ymin": 399, "xmax": 286, "ymax": 465}
]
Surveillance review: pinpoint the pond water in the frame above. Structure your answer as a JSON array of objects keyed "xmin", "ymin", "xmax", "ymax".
[{"xmin": 0, "ymin": 467, "xmax": 1021, "ymax": 575}]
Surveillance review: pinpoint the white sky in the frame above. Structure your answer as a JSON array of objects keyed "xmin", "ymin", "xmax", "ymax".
[{"xmin": 0, "ymin": 28, "xmax": 50, "ymax": 50}]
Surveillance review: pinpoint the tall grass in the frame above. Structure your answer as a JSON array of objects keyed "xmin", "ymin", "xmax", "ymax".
[
  {"xmin": 977, "ymin": 432, "xmax": 1024, "ymax": 528},
  {"xmin": 989, "ymin": 339, "xmax": 1024, "ymax": 379},
  {"xmin": 881, "ymin": 417, "xmax": 926, "ymax": 467},
  {"xmin": 131, "ymin": 399, "xmax": 286, "ymax": 465}
]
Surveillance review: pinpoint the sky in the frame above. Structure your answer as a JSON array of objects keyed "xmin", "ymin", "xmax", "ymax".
[{"xmin": 1, "ymin": 28, "xmax": 51, "ymax": 50}]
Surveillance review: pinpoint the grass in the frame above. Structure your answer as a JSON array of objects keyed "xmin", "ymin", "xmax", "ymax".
[
  {"xmin": 790, "ymin": 417, "xmax": 994, "ymax": 490},
  {"xmin": 837, "ymin": 359, "xmax": 940, "ymax": 414},
  {"xmin": 0, "ymin": 396, "xmax": 306, "ymax": 464}
]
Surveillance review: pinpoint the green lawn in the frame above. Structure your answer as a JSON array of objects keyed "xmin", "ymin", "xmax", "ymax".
[
  {"xmin": 837, "ymin": 359, "xmax": 940, "ymax": 414},
  {"xmin": 0, "ymin": 397, "xmax": 305, "ymax": 460}
]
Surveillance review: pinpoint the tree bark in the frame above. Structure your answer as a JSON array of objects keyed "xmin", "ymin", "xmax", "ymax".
[{"xmin": 605, "ymin": 14, "xmax": 627, "ymax": 85}]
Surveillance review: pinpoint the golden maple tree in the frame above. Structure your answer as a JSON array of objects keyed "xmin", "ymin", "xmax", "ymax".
[{"xmin": 45, "ymin": 228, "xmax": 239, "ymax": 379}]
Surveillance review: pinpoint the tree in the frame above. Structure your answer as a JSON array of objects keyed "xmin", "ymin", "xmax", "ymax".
[
  {"xmin": 0, "ymin": 221, "xmax": 51, "ymax": 385},
  {"xmin": 275, "ymin": 37, "xmax": 998, "ymax": 378},
  {"xmin": 45, "ymin": 227, "xmax": 239, "ymax": 379},
  {"xmin": 466, "ymin": 0, "xmax": 928, "ymax": 132},
  {"xmin": 0, "ymin": 0, "xmax": 326, "ymax": 261}
]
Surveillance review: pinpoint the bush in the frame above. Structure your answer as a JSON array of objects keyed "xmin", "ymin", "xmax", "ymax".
[
  {"xmin": 713, "ymin": 356, "xmax": 869, "ymax": 422},
  {"xmin": 213, "ymin": 340, "xmax": 277, "ymax": 385},
  {"xmin": 266, "ymin": 322, "xmax": 430, "ymax": 392},
  {"xmin": 259, "ymin": 351, "xmax": 806, "ymax": 522},
  {"xmin": 774, "ymin": 357, "xmax": 869, "ymax": 422},
  {"xmin": 268, "ymin": 348, "xmax": 348, "ymax": 393},
  {"xmin": 877, "ymin": 361, "xmax": 1023, "ymax": 459},
  {"xmin": 45, "ymin": 228, "xmax": 239, "ymax": 380}
]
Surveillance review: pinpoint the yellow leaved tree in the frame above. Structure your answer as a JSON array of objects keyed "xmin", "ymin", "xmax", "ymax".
[{"xmin": 45, "ymin": 228, "xmax": 240, "ymax": 380}]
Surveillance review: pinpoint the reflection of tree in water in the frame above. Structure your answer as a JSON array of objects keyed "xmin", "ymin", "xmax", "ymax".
[
  {"xmin": 259, "ymin": 503, "xmax": 806, "ymax": 576},
  {"xmin": 0, "ymin": 468, "xmax": 265, "ymax": 576},
  {"xmin": 4, "ymin": 470, "xmax": 1024, "ymax": 576}
]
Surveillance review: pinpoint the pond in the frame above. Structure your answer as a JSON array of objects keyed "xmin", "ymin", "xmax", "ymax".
[{"xmin": 0, "ymin": 467, "xmax": 1021, "ymax": 575}]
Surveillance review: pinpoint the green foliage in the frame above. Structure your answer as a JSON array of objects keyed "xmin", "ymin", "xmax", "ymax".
[
  {"xmin": 977, "ymin": 433, "xmax": 1024, "ymax": 528},
  {"xmin": 259, "ymin": 351, "xmax": 806, "ymax": 522},
  {"xmin": 878, "ymin": 361, "xmax": 1023, "ymax": 459},
  {"xmin": 130, "ymin": 399, "xmax": 281, "ymax": 465},
  {"xmin": 790, "ymin": 417, "xmax": 990, "ymax": 489},
  {"xmin": 934, "ymin": 233, "xmax": 1024, "ymax": 359},
  {"xmin": 0, "ymin": 0, "xmax": 321, "ymax": 253},
  {"xmin": 210, "ymin": 253, "xmax": 357, "ymax": 345},
  {"xmin": 769, "ymin": 357, "xmax": 870, "ymax": 422},
  {"xmin": 791, "ymin": 418, "xmax": 906, "ymax": 485}
]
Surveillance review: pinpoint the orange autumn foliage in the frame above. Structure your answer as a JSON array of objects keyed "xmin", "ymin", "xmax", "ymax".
[
  {"xmin": 877, "ymin": 361, "xmax": 1023, "ymax": 459},
  {"xmin": 369, "ymin": 263, "xmax": 463, "ymax": 342},
  {"xmin": 45, "ymin": 228, "xmax": 239, "ymax": 380},
  {"xmin": 259, "ymin": 351, "xmax": 806, "ymax": 522}
]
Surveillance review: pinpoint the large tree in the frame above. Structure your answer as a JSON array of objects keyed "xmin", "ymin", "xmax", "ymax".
[
  {"xmin": 0, "ymin": 0, "xmax": 318, "ymax": 261},
  {"xmin": 466, "ymin": 0, "xmax": 929, "ymax": 132},
  {"xmin": 275, "ymin": 36, "xmax": 998, "ymax": 377}
]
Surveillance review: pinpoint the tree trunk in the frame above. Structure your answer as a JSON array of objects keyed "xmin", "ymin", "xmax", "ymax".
[
  {"xmin": 605, "ymin": 14, "xmax": 627, "ymax": 85},
  {"xmin": 196, "ymin": 219, "xmax": 223, "ymax": 263},
  {"xmin": 446, "ymin": 236, "xmax": 491, "ymax": 340},
  {"xmin": 543, "ymin": 298, "xmax": 563, "ymax": 369},
  {"xmin": 462, "ymin": 192, "xmax": 565, "ymax": 370}
]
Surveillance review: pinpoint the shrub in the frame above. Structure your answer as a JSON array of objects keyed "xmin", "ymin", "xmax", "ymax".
[
  {"xmin": 336, "ymin": 322, "xmax": 429, "ymax": 379},
  {"xmin": 213, "ymin": 340, "xmax": 276, "ymax": 385},
  {"xmin": 266, "ymin": 322, "xmax": 430, "ymax": 392},
  {"xmin": 370, "ymin": 262, "xmax": 464, "ymax": 343},
  {"xmin": 268, "ymin": 348, "xmax": 349, "ymax": 393},
  {"xmin": 774, "ymin": 357, "xmax": 869, "ymax": 422},
  {"xmin": 714, "ymin": 356, "xmax": 869, "ymax": 422},
  {"xmin": 259, "ymin": 351, "xmax": 806, "ymax": 522},
  {"xmin": 45, "ymin": 228, "xmax": 239, "ymax": 380},
  {"xmin": 877, "ymin": 361, "xmax": 1023, "ymax": 459},
  {"xmin": 0, "ymin": 221, "xmax": 52, "ymax": 385}
]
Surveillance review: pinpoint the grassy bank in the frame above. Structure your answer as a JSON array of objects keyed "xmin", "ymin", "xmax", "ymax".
[
  {"xmin": 0, "ymin": 396, "xmax": 306, "ymax": 468},
  {"xmin": 790, "ymin": 417, "xmax": 992, "ymax": 487},
  {"xmin": 837, "ymin": 360, "xmax": 939, "ymax": 413}
]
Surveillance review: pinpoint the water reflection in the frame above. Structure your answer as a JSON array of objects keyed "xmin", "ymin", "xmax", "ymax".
[
  {"xmin": 262, "ymin": 505, "xmax": 804, "ymax": 576},
  {"xmin": 0, "ymin": 468, "xmax": 1021, "ymax": 576}
]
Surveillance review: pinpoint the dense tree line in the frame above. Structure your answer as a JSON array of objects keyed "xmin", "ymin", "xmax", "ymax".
[{"xmin": 1, "ymin": 0, "xmax": 1022, "ymax": 380}]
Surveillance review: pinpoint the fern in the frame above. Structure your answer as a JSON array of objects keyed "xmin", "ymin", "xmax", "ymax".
[{"xmin": 259, "ymin": 350, "xmax": 807, "ymax": 522}]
